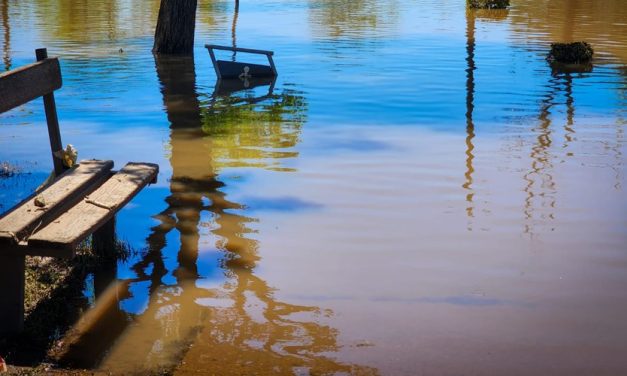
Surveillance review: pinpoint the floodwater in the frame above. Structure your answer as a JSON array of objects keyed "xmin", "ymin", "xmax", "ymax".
[{"xmin": 1, "ymin": 0, "xmax": 626, "ymax": 374}]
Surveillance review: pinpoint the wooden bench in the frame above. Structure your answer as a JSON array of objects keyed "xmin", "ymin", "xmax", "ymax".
[{"xmin": 0, "ymin": 49, "xmax": 158, "ymax": 335}]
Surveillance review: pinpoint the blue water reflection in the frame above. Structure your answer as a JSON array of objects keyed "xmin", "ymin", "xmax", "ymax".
[{"xmin": 1, "ymin": 0, "xmax": 626, "ymax": 374}]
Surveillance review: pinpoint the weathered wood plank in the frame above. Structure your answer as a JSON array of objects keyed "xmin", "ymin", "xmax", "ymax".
[
  {"xmin": 0, "ymin": 160, "xmax": 114, "ymax": 247},
  {"xmin": 0, "ymin": 58, "xmax": 62, "ymax": 114},
  {"xmin": 28, "ymin": 162, "xmax": 159, "ymax": 251},
  {"xmin": 7, "ymin": 242, "xmax": 75, "ymax": 258}
]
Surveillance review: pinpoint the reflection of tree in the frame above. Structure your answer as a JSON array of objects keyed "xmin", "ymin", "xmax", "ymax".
[
  {"xmin": 522, "ymin": 77, "xmax": 562, "ymax": 235},
  {"xmin": 196, "ymin": 0, "xmax": 229, "ymax": 36},
  {"xmin": 1, "ymin": 0, "xmax": 9, "ymax": 71},
  {"xmin": 35, "ymin": 0, "xmax": 120, "ymax": 42},
  {"xmin": 562, "ymin": 75, "xmax": 575, "ymax": 149},
  {"xmin": 200, "ymin": 91, "xmax": 307, "ymax": 171},
  {"xmin": 509, "ymin": 0, "xmax": 627, "ymax": 64},
  {"xmin": 463, "ymin": 7, "xmax": 510, "ymax": 231},
  {"xmin": 25, "ymin": 0, "xmax": 229, "ymax": 47},
  {"xmin": 176, "ymin": 273, "xmax": 378, "ymax": 375},
  {"xmin": 231, "ymin": 0, "xmax": 238, "ymax": 61},
  {"xmin": 63, "ymin": 55, "xmax": 371, "ymax": 374},
  {"xmin": 26, "ymin": 0, "xmax": 160, "ymax": 46},
  {"xmin": 463, "ymin": 9, "xmax": 476, "ymax": 230},
  {"xmin": 308, "ymin": 0, "xmax": 399, "ymax": 51}
]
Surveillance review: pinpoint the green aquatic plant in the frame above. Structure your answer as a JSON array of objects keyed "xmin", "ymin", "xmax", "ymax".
[
  {"xmin": 468, "ymin": 0, "xmax": 509, "ymax": 9},
  {"xmin": 548, "ymin": 41, "xmax": 594, "ymax": 64}
]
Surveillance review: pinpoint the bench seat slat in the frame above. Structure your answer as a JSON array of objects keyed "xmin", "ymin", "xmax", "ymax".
[
  {"xmin": 27, "ymin": 162, "xmax": 159, "ymax": 251},
  {"xmin": 0, "ymin": 160, "xmax": 114, "ymax": 247}
]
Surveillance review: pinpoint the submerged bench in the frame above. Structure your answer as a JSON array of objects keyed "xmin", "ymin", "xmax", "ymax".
[
  {"xmin": 0, "ymin": 49, "xmax": 158, "ymax": 335},
  {"xmin": 205, "ymin": 44, "xmax": 277, "ymax": 79}
]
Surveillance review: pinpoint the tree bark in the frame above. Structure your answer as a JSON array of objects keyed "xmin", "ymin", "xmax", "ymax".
[{"xmin": 153, "ymin": 0, "xmax": 198, "ymax": 55}]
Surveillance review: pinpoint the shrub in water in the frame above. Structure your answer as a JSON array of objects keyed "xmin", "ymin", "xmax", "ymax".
[
  {"xmin": 468, "ymin": 0, "xmax": 509, "ymax": 9},
  {"xmin": 548, "ymin": 42, "xmax": 594, "ymax": 64}
]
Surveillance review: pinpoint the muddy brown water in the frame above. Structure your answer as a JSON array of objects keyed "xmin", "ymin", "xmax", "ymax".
[{"xmin": 0, "ymin": 0, "xmax": 626, "ymax": 374}]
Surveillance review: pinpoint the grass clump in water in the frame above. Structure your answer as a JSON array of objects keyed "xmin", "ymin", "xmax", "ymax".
[
  {"xmin": 0, "ymin": 162, "xmax": 19, "ymax": 178},
  {"xmin": 468, "ymin": 0, "xmax": 509, "ymax": 9},
  {"xmin": 548, "ymin": 41, "xmax": 594, "ymax": 64}
]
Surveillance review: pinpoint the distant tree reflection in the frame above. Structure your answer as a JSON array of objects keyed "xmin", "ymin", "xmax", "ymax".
[
  {"xmin": 200, "ymin": 86, "xmax": 307, "ymax": 171},
  {"xmin": 30, "ymin": 0, "xmax": 159, "ymax": 43},
  {"xmin": 87, "ymin": 55, "xmax": 374, "ymax": 375},
  {"xmin": 522, "ymin": 68, "xmax": 592, "ymax": 235},
  {"xmin": 308, "ymin": 0, "xmax": 399, "ymax": 39},
  {"xmin": 508, "ymin": 0, "xmax": 627, "ymax": 64},
  {"xmin": 464, "ymin": 8, "xmax": 476, "ymax": 231}
]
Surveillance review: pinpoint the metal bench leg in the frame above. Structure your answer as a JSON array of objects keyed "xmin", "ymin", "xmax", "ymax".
[{"xmin": 0, "ymin": 254, "xmax": 25, "ymax": 334}]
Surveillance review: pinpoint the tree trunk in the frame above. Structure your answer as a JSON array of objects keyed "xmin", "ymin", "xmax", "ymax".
[
  {"xmin": 2, "ymin": 0, "xmax": 11, "ymax": 71},
  {"xmin": 153, "ymin": 0, "xmax": 198, "ymax": 55}
]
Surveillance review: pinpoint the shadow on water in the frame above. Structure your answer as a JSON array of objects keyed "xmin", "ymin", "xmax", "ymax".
[
  {"xmin": 0, "ymin": 250, "xmax": 128, "ymax": 367},
  {"xmin": 54, "ymin": 54, "xmax": 375, "ymax": 374}
]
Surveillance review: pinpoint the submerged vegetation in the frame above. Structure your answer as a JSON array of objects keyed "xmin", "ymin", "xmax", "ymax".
[
  {"xmin": 0, "ymin": 161, "xmax": 19, "ymax": 178},
  {"xmin": 548, "ymin": 41, "xmax": 594, "ymax": 63},
  {"xmin": 467, "ymin": 0, "xmax": 509, "ymax": 9}
]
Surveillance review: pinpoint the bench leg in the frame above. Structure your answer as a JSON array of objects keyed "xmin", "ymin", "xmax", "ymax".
[
  {"xmin": 0, "ymin": 254, "xmax": 25, "ymax": 335},
  {"xmin": 92, "ymin": 217, "xmax": 116, "ymax": 259}
]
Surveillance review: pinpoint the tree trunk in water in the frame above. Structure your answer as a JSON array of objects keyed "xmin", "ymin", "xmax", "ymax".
[{"xmin": 153, "ymin": 0, "xmax": 198, "ymax": 55}]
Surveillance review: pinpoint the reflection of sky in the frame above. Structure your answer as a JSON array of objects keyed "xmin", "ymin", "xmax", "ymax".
[
  {"xmin": 2, "ymin": 0, "xmax": 625, "ymax": 145},
  {"xmin": 0, "ymin": 8, "xmax": 623, "ymax": 221},
  {"xmin": 120, "ymin": 280, "xmax": 151, "ymax": 315},
  {"xmin": 1, "ymin": 1, "xmax": 627, "ymax": 373}
]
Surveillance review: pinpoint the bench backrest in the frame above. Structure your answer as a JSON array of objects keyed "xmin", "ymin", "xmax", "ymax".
[
  {"xmin": 0, "ymin": 57, "xmax": 62, "ymax": 114},
  {"xmin": 0, "ymin": 48, "xmax": 66, "ymax": 175}
]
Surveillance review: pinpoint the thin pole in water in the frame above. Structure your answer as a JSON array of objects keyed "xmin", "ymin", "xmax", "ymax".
[{"xmin": 35, "ymin": 48, "xmax": 65, "ymax": 176}]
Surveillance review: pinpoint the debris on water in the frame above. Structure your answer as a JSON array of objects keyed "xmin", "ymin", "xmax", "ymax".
[
  {"xmin": 548, "ymin": 41, "xmax": 594, "ymax": 64},
  {"xmin": 0, "ymin": 162, "xmax": 18, "ymax": 178},
  {"xmin": 468, "ymin": 0, "xmax": 509, "ymax": 9},
  {"xmin": 34, "ymin": 195, "xmax": 47, "ymax": 208},
  {"xmin": 355, "ymin": 340, "xmax": 374, "ymax": 347}
]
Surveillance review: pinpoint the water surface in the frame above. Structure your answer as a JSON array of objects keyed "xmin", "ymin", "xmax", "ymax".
[{"xmin": 1, "ymin": 0, "xmax": 626, "ymax": 375}]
